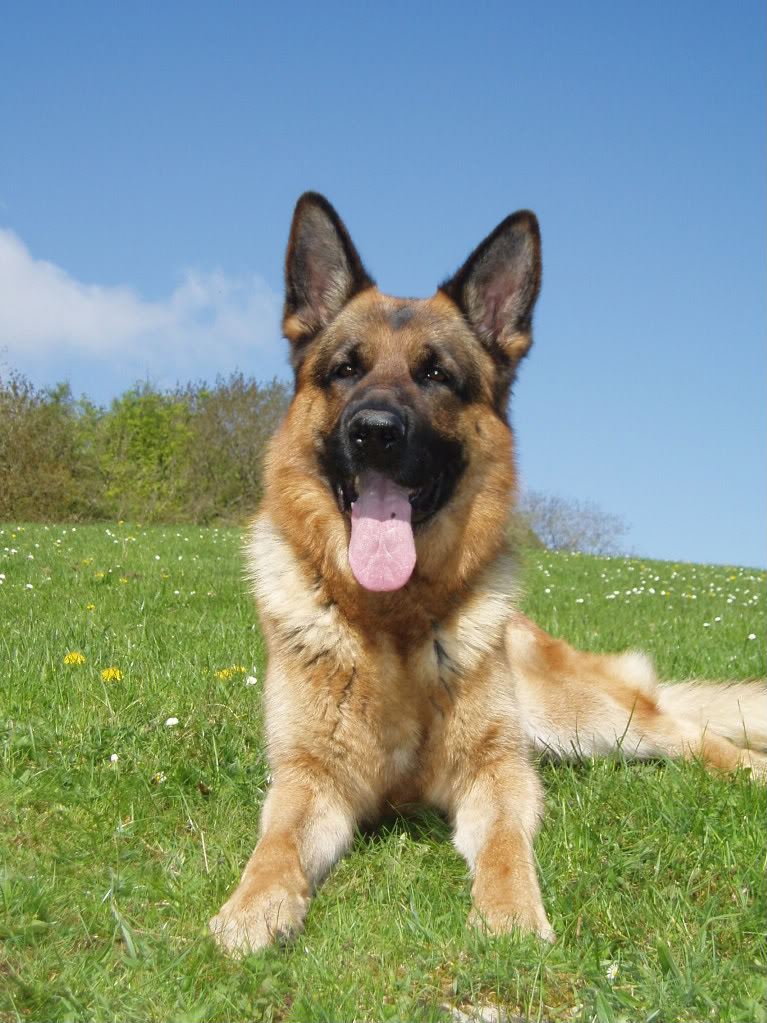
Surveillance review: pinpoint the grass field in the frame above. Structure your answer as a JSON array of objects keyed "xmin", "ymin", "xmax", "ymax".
[{"xmin": 1, "ymin": 523, "xmax": 765, "ymax": 1023}]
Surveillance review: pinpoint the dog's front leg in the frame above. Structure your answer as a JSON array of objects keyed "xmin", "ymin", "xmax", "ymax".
[
  {"xmin": 452, "ymin": 758, "xmax": 555, "ymax": 942},
  {"xmin": 209, "ymin": 776, "xmax": 355, "ymax": 956}
]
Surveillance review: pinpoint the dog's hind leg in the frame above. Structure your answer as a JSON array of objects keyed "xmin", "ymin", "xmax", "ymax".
[
  {"xmin": 508, "ymin": 613, "xmax": 767, "ymax": 780},
  {"xmin": 209, "ymin": 775, "xmax": 356, "ymax": 956}
]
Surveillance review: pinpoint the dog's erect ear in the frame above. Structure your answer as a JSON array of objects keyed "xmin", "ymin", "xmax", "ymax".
[
  {"xmin": 283, "ymin": 193, "xmax": 374, "ymax": 356},
  {"xmin": 439, "ymin": 210, "xmax": 541, "ymax": 404}
]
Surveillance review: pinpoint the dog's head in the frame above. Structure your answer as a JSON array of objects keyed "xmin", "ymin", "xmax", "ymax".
[{"xmin": 272, "ymin": 192, "xmax": 541, "ymax": 593}]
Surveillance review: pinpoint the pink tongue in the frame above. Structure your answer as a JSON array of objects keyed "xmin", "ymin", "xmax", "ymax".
[{"xmin": 349, "ymin": 472, "xmax": 416, "ymax": 591}]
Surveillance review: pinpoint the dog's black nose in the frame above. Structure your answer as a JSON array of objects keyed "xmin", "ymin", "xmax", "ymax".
[{"xmin": 348, "ymin": 408, "xmax": 406, "ymax": 461}]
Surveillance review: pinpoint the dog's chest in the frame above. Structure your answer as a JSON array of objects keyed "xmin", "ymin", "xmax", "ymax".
[
  {"xmin": 345, "ymin": 616, "xmax": 502, "ymax": 773},
  {"xmin": 252, "ymin": 515, "xmax": 517, "ymax": 776},
  {"xmin": 339, "ymin": 631, "xmax": 455, "ymax": 753}
]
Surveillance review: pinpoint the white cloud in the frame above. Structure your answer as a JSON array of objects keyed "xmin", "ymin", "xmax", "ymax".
[{"xmin": 0, "ymin": 228, "xmax": 284, "ymax": 386}]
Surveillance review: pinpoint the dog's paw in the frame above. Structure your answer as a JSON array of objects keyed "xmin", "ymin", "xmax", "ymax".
[
  {"xmin": 209, "ymin": 885, "xmax": 309, "ymax": 957},
  {"xmin": 468, "ymin": 902, "xmax": 555, "ymax": 944}
]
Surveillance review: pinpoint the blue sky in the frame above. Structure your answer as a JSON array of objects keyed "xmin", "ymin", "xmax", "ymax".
[{"xmin": 1, "ymin": 1, "xmax": 765, "ymax": 567}]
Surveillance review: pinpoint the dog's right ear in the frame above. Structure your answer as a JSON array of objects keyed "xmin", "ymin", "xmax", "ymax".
[{"xmin": 283, "ymin": 193, "xmax": 374, "ymax": 358}]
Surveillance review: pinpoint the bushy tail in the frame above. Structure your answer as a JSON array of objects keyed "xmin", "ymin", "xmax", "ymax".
[{"xmin": 657, "ymin": 680, "xmax": 767, "ymax": 752}]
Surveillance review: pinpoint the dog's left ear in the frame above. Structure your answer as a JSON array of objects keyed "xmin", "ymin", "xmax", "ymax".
[{"xmin": 440, "ymin": 210, "xmax": 541, "ymax": 397}]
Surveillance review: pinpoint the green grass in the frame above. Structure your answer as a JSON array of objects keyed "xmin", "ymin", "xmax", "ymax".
[{"xmin": 1, "ymin": 523, "xmax": 765, "ymax": 1023}]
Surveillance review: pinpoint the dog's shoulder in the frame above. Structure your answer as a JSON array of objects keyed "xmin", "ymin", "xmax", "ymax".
[
  {"xmin": 245, "ymin": 510, "xmax": 362, "ymax": 670},
  {"xmin": 437, "ymin": 549, "xmax": 521, "ymax": 676}
]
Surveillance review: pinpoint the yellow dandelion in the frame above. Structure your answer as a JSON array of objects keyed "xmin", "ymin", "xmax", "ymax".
[
  {"xmin": 95, "ymin": 571, "xmax": 105, "ymax": 579},
  {"xmin": 213, "ymin": 664, "xmax": 246, "ymax": 680},
  {"xmin": 101, "ymin": 667, "xmax": 123, "ymax": 681},
  {"xmin": 119, "ymin": 577, "xmax": 128, "ymax": 584},
  {"xmin": 86, "ymin": 603, "xmax": 95, "ymax": 611},
  {"xmin": 64, "ymin": 651, "xmax": 86, "ymax": 665}
]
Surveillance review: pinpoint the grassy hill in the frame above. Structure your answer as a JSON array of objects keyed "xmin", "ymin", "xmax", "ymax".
[{"xmin": 1, "ymin": 523, "xmax": 765, "ymax": 1022}]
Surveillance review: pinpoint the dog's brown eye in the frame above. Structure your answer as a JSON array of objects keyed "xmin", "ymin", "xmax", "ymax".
[
  {"xmin": 425, "ymin": 366, "xmax": 449, "ymax": 384},
  {"xmin": 335, "ymin": 363, "xmax": 357, "ymax": 379}
]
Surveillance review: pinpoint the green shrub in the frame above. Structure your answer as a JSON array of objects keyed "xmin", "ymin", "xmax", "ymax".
[{"xmin": 0, "ymin": 369, "xmax": 290, "ymax": 524}]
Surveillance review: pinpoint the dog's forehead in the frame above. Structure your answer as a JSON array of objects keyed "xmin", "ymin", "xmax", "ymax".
[{"xmin": 333, "ymin": 290, "xmax": 470, "ymax": 347}]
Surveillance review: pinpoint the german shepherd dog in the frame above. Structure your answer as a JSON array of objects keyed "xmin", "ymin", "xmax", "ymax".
[{"xmin": 210, "ymin": 193, "xmax": 766, "ymax": 954}]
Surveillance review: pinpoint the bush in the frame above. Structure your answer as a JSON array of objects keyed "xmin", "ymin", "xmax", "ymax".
[
  {"xmin": 97, "ymin": 385, "xmax": 194, "ymax": 522},
  {"xmin": 0, "ymin": 373, "xmax": 101, "ymax": 521},
  {"xmin": 174, "ymin": 374, "xmax": 290, "ymax": 523},
  {"xmin": 0, "ymin": 369, "xmax": 291, "ymax": 524}
]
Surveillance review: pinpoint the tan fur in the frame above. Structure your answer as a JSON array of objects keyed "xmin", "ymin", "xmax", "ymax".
[
  {"xmin": 508, "ymin": 614, "xmax": 766, "ymax": 776},
  {"xmin": 209, "ymin": 196, "xmax": 766, "ymax": 956}
]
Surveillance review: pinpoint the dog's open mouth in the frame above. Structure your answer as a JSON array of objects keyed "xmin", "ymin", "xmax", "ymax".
[
  {"xmin": 333, "ymin": 470, "xmax": 446, "ymax": 592},
  {"xmin": 335, "ymin": 473, "xmax": 446, "ymax": 522}
]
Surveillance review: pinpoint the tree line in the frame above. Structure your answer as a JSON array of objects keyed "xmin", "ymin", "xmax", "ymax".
[{"xmin": 0, "ymin": 369, "xmax": 290, "ymax": 524}]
